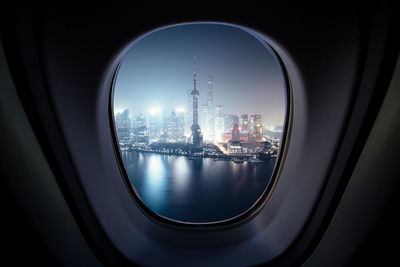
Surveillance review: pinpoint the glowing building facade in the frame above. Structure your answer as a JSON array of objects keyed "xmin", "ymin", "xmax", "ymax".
[
  {"xmin": 215, "ymin": 105, "xmax": 224, "ymax": 142},
  {"xmin": 240, "ymin": 114, "xmax": 249, "ymax": 134},
  {"xmin": 132, "ymin": 113, "xmax": 149, "ymax": 145},
  {"xmin": 206, "ymin": 76, "xmax": 215, "ymax": 141},
  {"xmin": 115, "ymin": 109, "xmax": 132, "ymax": 147},
  {"xmin": 165, "ymin": 111, "xmax": 185, "ymax": 142}
]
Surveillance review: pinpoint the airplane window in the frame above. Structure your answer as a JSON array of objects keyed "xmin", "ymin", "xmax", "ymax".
[{"xmin": 112, "ymin": 23, "xmax": 286, "ymax": 223}]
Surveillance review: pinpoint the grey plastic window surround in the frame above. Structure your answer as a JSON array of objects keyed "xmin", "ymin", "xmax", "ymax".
[{"xmin": 35, "ymin": 8, "xmax": 363, "ymax": 265}]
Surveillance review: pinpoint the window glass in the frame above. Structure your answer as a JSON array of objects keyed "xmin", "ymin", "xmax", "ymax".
[{"xmin": 113, "ymin": 23, "xmax": 286, "ymax": 223}]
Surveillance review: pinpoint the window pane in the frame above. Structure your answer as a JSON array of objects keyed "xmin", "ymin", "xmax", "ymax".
[{"xmin": 113, "ymin": 23, "xmax": 286, "ymax": 223}]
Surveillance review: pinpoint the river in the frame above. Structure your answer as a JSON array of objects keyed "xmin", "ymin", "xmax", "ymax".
[{"xmin": 121, "ymin": 151, "xmax": 276, "ymax": 223}]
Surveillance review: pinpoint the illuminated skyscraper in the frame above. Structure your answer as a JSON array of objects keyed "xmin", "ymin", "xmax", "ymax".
[
  {"xmin": 249, "ymin": 114, "xmax": 262, "ymax": 142},
  {"xmin": 250, "ymin": 114, "xmax": 262, "ymax": 130},
  {"xmin": 190, "ymin": 59, "xmax": 203, "ymax": 148},
  {"xmin": 148, "ymin": 115, "xmax": 161, "ymax": 141},
  {"xmin": 132, "ymin": 113, "xmax": 149, "ymax": 145},
  {"xmin": 240, "ymin": 114, "xmax": 249, "ymax": 134},
  {"xmin": 115, "ymin": 109, "xmax": 132, "ymax": 146},
  {"xmin": 224, "ymin": 114, "xmax": 239, "ymax": 133},
  {"xmin": 166, "ymin": 111, "xmax": 185, "ymax": 142},
  {"xmin": 185, "ymin": 90, "xmax": 193, "ymax": 137},
  {"xmin": 206, "ymin": 75, "xmax": 215, "ymax": 141},
  {"xmin": 232, "ymin": 122, "xmax": 240, "ymax": 141},
  {"xmin": 200, "ymin": 104, "xmax": 208, "ymax": 136},
  {"xmin": 255, "ymin": 123, "xmax": 264, "ymax": 142},
  {"xmin": 162, "ymin": 109, "xmax": 168, "ymax": 136},
  {"xmin": 215, "ymin": 105, "xmax": 224, "ymax": 142},
  {"xmin": 175, "ymin": 110, "xmax": 185, "ymax": 141}
]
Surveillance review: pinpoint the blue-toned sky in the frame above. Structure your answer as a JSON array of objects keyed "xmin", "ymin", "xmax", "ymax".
[{"xmin": 114, "ymin": 23, "xmax": 285, "ymax": 126}]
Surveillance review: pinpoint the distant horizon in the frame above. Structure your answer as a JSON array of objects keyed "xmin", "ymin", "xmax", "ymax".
[{"xmin": 114, "ymin": 23, "xmax": 286, "ymax": 127}]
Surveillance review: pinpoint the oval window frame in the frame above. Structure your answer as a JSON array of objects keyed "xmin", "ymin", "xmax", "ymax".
[{"xmin": 109, "ymin": 22, "xmax": 292, "ymax": 228}]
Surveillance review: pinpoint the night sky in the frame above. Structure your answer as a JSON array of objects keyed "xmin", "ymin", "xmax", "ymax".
[{"xmin": 114, "ymin": 23, "xmax": 285, "ymax": 126}]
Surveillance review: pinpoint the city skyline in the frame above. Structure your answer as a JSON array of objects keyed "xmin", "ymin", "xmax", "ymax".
[{"xmin": 113, "ymin": 23, "xmax": 286, "ymax": 127}]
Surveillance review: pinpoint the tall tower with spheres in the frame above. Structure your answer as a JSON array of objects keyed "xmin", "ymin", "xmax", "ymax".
[{"xmin": 190, "ymin": 57, "xmax": 203, "ymax": 148}]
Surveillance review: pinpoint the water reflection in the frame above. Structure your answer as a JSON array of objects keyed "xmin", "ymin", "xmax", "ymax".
[
  {"xmin": 142, "ymin": 155, "xmax": 166, "ymax": 211},
  {"xmin": 123, "ymin": 151, "xmax": 276, "ymax": 222},
  {"xmin": 172, "ymin": 157, "xmax": 190, "ymax": 193}
]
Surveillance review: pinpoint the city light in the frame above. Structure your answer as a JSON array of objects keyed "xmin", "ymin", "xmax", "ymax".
[
  {"xmin": 115, "ymin": 108, "xmax": 125, "ymax": 114},
  {"xmin": 114, "ymin": 56, "xmax": 282, "ymax": 159},
  {"xmin": 149, "ymin": 106, "xmax": 161, "ymax": 115}
]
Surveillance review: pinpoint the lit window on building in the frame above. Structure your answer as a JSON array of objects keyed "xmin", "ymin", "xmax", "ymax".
[{"xmin": 112, "ymin": 23, "xmax": 286, "ymax": 223}]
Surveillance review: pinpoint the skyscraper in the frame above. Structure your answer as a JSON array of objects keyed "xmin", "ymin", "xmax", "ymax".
[
  {"xmin": 115, "ymin": 109, "xmax": 132, "ymax": 146},
  {"xmin": 240, "ymin": 114, "xmax": 249, "ymax": 134},
  {"xmin": 200, "ymin": 104, "xmax": 208, "ymax": 137},
  {"xmin": 166, "ymin": 111, "xmax": 185, "ymax": 142},
  {"xmin": 255, "ymin": 123, "xmax": 263, "ymax": 142},
  {"xmin": 224, "ymin": 114, "xmax": 239, "ymax": 133},
  {"xmin": 249, "ymin": 114, "xmax": 262, "ymax": 142},
  {"xmin": 132, "ymin": 113, "xmax": 149, "ymax": 145},
  {"xmin": 175, "ymin": 110, "xmax": 185, "ymax": 141},
  {"xmin": 207, "ymin": 75, "xmax": 215, "ymax": 141},
  {"xmin": 148, "ymin": 114, "xmax": 161, "ymax": 141},
  {"xmin": 215, "ymin": 105, "xmax": 224, "ymax": 142},
  {"xmin": 162, "ymin": 109, "xmax": 169, "ymax": 137},
  {"xmin": 250, "ymin": 114, "xmax": 262, "ymax": 130},
  {"xmin": 232, "ymin": 122, "xmax": 241, "ymax": 141},
  {"xmin": 185, "ymin": 89, "xmax": 193, "ymax": 137}
]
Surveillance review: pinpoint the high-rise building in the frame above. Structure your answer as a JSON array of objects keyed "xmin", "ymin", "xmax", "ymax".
[
  {"xmin": 206, "ymin": 76, "xmax": 215, "ymax": 141},
  {"xmin": 224, "ymin": 114, "xmax": 239, "ymax": 134},
  {"xmin": 250, "ymin": 114, "xmax": 261, "ymax": 130},
  {"xmin": 232, "ymin": 122, "xmax": 241, "ymax": 141},
  {"xmin": 132, "ymin": 113, "xmax": 149, "ymax": 145},
  {"xmin": 115, "ymin": 109, "xmax": 132, "ymax": 146},
  {"xmin": 162, "ymin": 109, "xmax": 169, "ymax": 136},
  {"xmin": 148, "ymin": 114, "xmax": 161, "ymax": 142},
  {"xmin": 240, "ymin": 114, "xmax": 249, "ymax": 134},
  {"xmin": 200, "ymin": 104, "xmax": 208, "ymax": 137},
  {"xmin": 115, "ymin": 109, "xmax": 131, "ymax": 129},
  {"xmin": 255, "ymin": 123, "xmax": 264, "ymax": 142},
  {"xmin": 249, "ymin": 114, "xmax": 262, "ymax": 142},
  {"xmin": 248, "ymin": 130, "xmax": 256, "ymax": 143},
  {"xmin": 185, "ymin": 90, "xmax": 193, "ymax": 137},
  {"xmin": 175, "ymin": 110, "xmax": 185, "ymax": 141},
  {"xmin": 166, "ymin": 111, "xmax": 185, "ymax": 142},
  {"xmin": 215, "ymin": 105, "xmax": 224, "ymax": 142}
]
